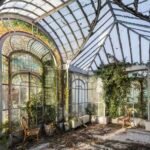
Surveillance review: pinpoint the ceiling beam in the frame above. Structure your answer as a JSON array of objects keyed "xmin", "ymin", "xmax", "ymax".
[
  {"xmin": 34, "ymin": 0, "xmax": 76, "ymax": 23},
  {"xmin": 126, "ymin": 65, "xmax": 147, "ymax": 72}
]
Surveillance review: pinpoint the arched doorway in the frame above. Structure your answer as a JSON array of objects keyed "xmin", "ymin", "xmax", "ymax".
[{"xmin": 1, "ymin": 32, "xmax": 58, "ymax": 130}]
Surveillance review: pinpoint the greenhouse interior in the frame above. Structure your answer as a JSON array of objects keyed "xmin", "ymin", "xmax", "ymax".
[{"xmin": 0, "ymin": 0, "xmax": 150, "ymax": 149}]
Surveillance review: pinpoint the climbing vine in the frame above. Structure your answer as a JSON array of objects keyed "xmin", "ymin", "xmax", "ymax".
[{"xmin": 97, "ymin": 63, "xmax": 131, "ymax": 118}]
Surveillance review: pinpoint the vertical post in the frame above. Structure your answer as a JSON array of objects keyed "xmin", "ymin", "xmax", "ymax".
[
  {"xmin": 0, "ymin": 48, "xmax": 2, "ymax": 125},
  {"xmin": 147, "ymin": 62, "xmax": 150, "ymax": 120},
  {"xmin": 8, "ymin": 57, "xmax": 12, "ymax": 132},
  {"xmin": 65, "ymin": 60, "xmax": 70, "ymax": 121}
]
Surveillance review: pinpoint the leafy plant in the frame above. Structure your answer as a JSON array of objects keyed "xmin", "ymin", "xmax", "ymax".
[
  {"xmin": 44, "ymin": 105, "xmax": 56, "ymax": 124},
  {"xmin": 85, "ymin": 103, "xmax": 97, "ymax": 116},
  {"xmin": 97, "ymin": 63, "xmax": 131, "ymax": 118},
  {"xmin": 25, "ymin": 92, "xmax": 43, "ymax": 127}
]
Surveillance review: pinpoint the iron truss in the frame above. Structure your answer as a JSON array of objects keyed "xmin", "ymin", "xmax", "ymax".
[{"xmin": 0, "ymin": 0, "xmax": 150, "ymax": 73}]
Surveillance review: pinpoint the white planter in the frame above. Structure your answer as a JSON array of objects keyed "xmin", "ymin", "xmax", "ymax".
[
  {"xmin": 145, "ymin": 121, "xmax": 150, "ymax": 131},
  {"xmin": 132, "ymin": 118, "xmax": 145, "ymax": 127},
  {"xmin": 91, "ymin": 115, "xmax": 96, "ymax": 123},
  {"xmin": 64, "ymin": 122, "xmax": 70, "ymax": 131},
  {"xmin": 111, "ymin": 118, "xmax": 119, "ymax": 124},
  {"xmin": 44, "ymin": 124, "xmax": 55, "ymax": 136},
  {"xmin": 70, "ymin": 115, "xmax": 90, "ymax": 129},
  {"xmin": 97, "ymin": 116, "xmax": 109, "ymax": 124}
]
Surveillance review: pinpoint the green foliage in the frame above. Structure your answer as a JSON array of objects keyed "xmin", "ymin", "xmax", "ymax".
[
  {"xmin": 85, "ymin": 103, "xmax": 97, "ymax": 116},
  {"xmin": 97, "ymin": 63, "xmax": 131, "ymax": 118},
  {"xmin": 25, "ymin": 92, "xmax": 43, "ymax": 127},
  {"xmin": 44, "ymin": 105, "xmax": 56, "ymax": 124},
  {"xmin": 0, "ymin": 122, "xmax": 9, "ymax": 146},
  {"xmin": 12, "ymin": 20, "xmax": 50, "ymax": 41}
]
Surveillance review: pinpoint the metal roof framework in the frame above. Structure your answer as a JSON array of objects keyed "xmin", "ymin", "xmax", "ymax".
[
  {"xmin": 71, "ymin": 0, "xmax": 150, "ymax": 72},
  {"xmin": 0, "ymin": 0, "xmax": 150, "ymax": 73}
]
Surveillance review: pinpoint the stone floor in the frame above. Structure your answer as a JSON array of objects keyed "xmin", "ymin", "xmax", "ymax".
[{"xmin": 14, "ymin": 124, "xmax": 150, "ymax": 150}]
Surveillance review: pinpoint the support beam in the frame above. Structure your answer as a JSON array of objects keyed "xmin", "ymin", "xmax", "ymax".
[
  {"xmin": 34, "ymin": 0, "xmax": 76, "ymax": 23},
  {"xmin": 126, "ymin": 65, "xmax": 147, "ymax": 72},
  {"xmin": 69, "ymin": 65, "xmax": 92, "ymax": 75}
]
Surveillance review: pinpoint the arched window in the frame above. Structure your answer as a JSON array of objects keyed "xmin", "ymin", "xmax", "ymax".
[{"xmin": 71, "ymin": 79, "xmax": 88, "ymax": 116}]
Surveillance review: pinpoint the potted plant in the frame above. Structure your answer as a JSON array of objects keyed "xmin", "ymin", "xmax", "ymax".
[
  {"xmin": 85, "ymin": 103, "xmax": 96, "ymax": 123},
  {"xmin": 43, "ymin": 105, "xmax": 56, "ymax": 136}
]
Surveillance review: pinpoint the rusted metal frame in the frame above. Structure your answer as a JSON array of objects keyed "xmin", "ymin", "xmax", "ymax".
[
  {"xmin": 139, "ymin": 35, "xmax": 142, "ymax": 64},
  {"xmin": 41, "ymin": 51, "xmax": 51, "ymax": 60},
  {"xmin": 108, "ymin": 36, "xmax": 116, "ymax": 58},
  {"xmin": 73, "ymin": 22, "xmax": 113, "ymax": 65},
  {"xmin": 58, "ymin": 11, "xmax": 80, "ymax": 48},
  {"xmin": 1, "ymin": 15, "xmax": 63, "ymax": 64},
  {"xmin": 11, "ymin": 71, "xmax": 42, "ymax": 82},
  {"xmin": 0, "ymin": 31, "xmax": 60, "ymax": 65},
  {"xmin": 30, "ymin": 41, "xmax": 43, "ymax": 56},
  {"xmin": 9, "ymin": 50, "xmax": 43, "ymax": 63},
  {"xmin": 127, "ymin": 29, "xmax": 133, "ymax": 63},
  {"xmin": 88, "ymin": 23, "xmax": 116, "ymax": 69},
  {"xmin": 34, "ymin": 0, "xmax": 76, "ymax": 23},
  {"xmin": 2, "ymin": 0, "xmax": 47, "ymax": 14},
  {"xmin": 50, "ymin": 16, "xmax": 75, "ymax": 55},
  {"xmin": 28, "ymin": 40, "xmax": 42, "ymax": 56},
  {"xmin": 8, "ymin": 56, "xmax": 12, "ymax": 132},
  {"xmin": 26, "ymin": 38, "xmax": 36, "ymax": 51},
  {"xmin": 0, "ymin": 13, "xmax": 60, "ymax": 52},
  {"xmin": 116, "ymin": 23, "xmax": 125, "ymax": 62}
]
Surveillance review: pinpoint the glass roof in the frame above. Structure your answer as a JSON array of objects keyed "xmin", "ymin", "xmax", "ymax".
[
  {"xmin": 71, "ymin": 0, "xmax": 150, "ymax": 71},
  {"xmin": 122, "ymin": 0, "xmax": 150, "ymax": 16},
  {"xmin": 0, "ymin": 0, "xmax": 99, "ymax": 62},
  {"xmin": 0, "ymin": 0, "xmax": 150, "ymax": 73},
  {"xmin": 2, "ymin": 34, "xmax": 54, "ymax": 63}
]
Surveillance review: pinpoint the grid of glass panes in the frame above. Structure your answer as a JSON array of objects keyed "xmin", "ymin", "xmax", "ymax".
[
  {"xmin": 11, "ymin": 53, "xmax": 43, "ymax": 75},
  {"xmin": 71, "ymin": 79, "xmax": 88, "ymax": 116},
  {"xmin": 44, "ymin": 67, "xmax": 57, "ymax": 106}
]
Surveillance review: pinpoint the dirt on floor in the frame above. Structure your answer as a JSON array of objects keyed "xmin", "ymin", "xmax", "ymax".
[{"xmin": 11, "ymin": 123, "xmax": 150, "ymax": 150}]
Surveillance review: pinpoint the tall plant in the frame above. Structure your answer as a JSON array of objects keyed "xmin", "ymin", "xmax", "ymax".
[{"xmin": 97, "ymin": 63, "xmax": 131, "ymax": 118}]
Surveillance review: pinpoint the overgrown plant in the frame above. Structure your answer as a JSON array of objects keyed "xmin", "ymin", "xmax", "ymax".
[
  {"xmin": 25, "ymin": 92, "xmax": 43, "ymax": 127},
  {"xmin": 85, "ymin": 103, "xmax": 97, "ymax": 122},
  {"xmin": 44, "ymin": 105, "xmax": 56, "ymax": 124},
  {"xmin": 97, "ymin": 63, "xmax": 131, "ymax": 118}
]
